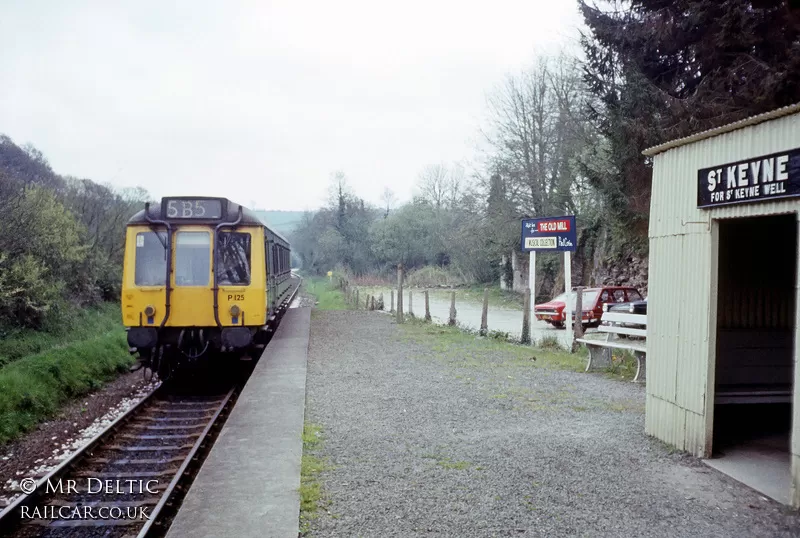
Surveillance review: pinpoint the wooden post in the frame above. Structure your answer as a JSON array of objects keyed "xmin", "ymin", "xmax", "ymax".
[
  {"xmin": 379, "ymin": 293, "xmax": 384, "ymax": 310},
  {"xmin": 397, "ymin": 264, "xmax": 404, "ymax": 323},
  {"xmin": 390, "ymin": 290, "xmax": 395, "ymax": 313},
  {"xmin": 371, "ymin": 296, "xmax": 376, "ymax": 311},
  {"xmin": 521, "ymin": 287, "xmax": 531, "ymax": 345},
  {"xmin": 480, "ymin": 287, "xmax": 489, "ymax": 336},
  {"xmin": 574, "ymin": 286, "xmax": 585, "ymax": 339},
  {"xmin": 564, "ymin": 286, "xmax": 583, "ymax": 353},
  {"xmin": 448, "ymin": 291, "xmax": 456, "ymax": 326},
  {"xmin": 409, "ymin": 290, "xmax": 413, "ymax": 317},
  {"xmin": 424, "ymin": 290, "xmax": 431, "ymax": 322}
]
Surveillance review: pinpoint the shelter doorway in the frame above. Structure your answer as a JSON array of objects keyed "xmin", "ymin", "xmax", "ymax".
[{"xmin": 709, "ymin": 214, "xmax": 797, "ymax": 502}]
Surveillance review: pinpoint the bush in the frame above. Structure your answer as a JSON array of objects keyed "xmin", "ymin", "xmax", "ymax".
[
  {"xmin": 405, "ymin": 266, "xmax": 466, "ymax": 288},
  {"xmin": 0, "ymin": 330, "xmax": 133, "ymax": 445},
  {"xmin": 0, "ymin": 253, "xmax": 62, "ymax": 328},
  {"xmin": 0, "ymin": 303, "xmax": 121, "ymax": 367}
]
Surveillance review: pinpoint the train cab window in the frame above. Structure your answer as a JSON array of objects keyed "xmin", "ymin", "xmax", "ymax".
[
  {"xmin": 174, "ymin": 232, "xmax": 211, "ymax": 286},
  {"xmin": 217, "ymin": 232, "xmax": 251, "ymax": 285},
  {"xmin": 134, "ymin": 231, "xmax": 167, "ymax": 286}
]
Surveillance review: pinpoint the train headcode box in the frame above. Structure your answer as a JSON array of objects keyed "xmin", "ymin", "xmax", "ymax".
[
  {"xmin": 520, "ymin": 216, "xmax": 577, "ymax": 252},
  {"xmin": 697, "ymin": 147, "xmax": 800, "ymax": 208}
]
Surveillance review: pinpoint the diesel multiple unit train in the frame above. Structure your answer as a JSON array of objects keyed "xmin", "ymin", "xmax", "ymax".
[{"xmin": 121, "ymin": 197, "xmax": 295, "ymax": 377}]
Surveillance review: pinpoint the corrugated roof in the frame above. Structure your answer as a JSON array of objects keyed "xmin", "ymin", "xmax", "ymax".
[{"xmin": 642, "ymin": 102, "xmax": 800, "ymax": 157}]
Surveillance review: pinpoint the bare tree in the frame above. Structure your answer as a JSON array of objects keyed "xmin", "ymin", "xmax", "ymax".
[
  {"xmin": 381, "ymin": 187, "xmax": 396, "ymax": 218},
  {"xmin": 416, "ymin": 164, "xmax": 449, "ymax": 209},
  {"xmin": 483, "ymin": 54, "xmax": 588, "ymax": 218}
]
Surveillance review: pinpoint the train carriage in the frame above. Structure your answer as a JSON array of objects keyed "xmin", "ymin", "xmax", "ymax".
[{"xmin": 121, "ymin": 197, "xmax": 294, "ymax": 377}]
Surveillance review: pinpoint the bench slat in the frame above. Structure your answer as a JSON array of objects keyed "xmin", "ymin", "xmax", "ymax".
[
  {"xmin": 597, "ymin": 325, "xmax": 647, "ymax": 338},
  {"xmin": 575, "ymin": 338, "xmax": 646, "ymax": 354},
  {"xmin": 600, "ymin": 312, "xmax": 647, "ymax": 325}
]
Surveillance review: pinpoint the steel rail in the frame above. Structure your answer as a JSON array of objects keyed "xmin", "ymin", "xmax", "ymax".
[
  {"xmin": 0, "ymin": 382, "xmax": 162, "ymax": 534},
  {"xmin": 136, "ymin": 387, "xmax": 235, "ymax": 537}
]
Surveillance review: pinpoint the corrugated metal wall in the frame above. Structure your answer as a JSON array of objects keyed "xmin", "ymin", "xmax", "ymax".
[{"xmin": 646, "ymin": 111, "xmax": 800, "ymax": 476}]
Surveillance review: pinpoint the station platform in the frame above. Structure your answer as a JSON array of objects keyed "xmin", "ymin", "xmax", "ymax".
[{"xmin": 165, "ymin": 307, "xmax": 311, "ymax": 538}]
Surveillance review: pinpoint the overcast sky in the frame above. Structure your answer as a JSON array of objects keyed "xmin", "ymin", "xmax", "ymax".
[{"xmin": 1, "ymin": 1, "xmax": 584, "ymax": 211}]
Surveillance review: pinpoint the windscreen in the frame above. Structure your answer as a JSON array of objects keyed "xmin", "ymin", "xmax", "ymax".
[
  {"xmin": 566, "ymin": 290, "xmax": 599, "ymax": 310},
  {"xmin": 134, "ymin": 231, "xmax": 167, "ymax": 286},
  {"xmin": 627, "ymin": 289, "xmax": 644, "ymax": 301},
  {"xmin": 216, "ymin": 232, "xmax": 251, "ymax": 285},
  {"xmin": 174, "ymin": 232, "xmax": 211, "ymax": 286}
]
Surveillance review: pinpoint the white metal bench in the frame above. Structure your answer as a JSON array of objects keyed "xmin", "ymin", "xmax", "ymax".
[{"xmin": 575, "ymin": 311, "xmax": 647, "ymax": 383}]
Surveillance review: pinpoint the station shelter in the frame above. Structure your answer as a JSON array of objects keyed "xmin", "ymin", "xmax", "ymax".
[{"xmin": 642, "ymin": 103, "xmax": 800, "ymax": 507}]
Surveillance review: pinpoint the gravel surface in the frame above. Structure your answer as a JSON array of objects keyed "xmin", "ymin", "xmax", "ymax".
[
  {"xmin": 305, "ymin": 311, "xmax": 800, "ymax": 537},
  {"xmin": 0, "ymin": 370, "xmax": 157, "ymax": 507}
]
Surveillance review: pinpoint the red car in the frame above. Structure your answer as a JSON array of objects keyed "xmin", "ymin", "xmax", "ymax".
[{"xmin": 534, "ymin": 286, "xmax": 644, "ymax": 328}]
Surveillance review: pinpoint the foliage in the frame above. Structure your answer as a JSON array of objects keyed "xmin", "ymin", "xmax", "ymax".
[
  {"xmin": 299, "ymin": 421, "xmax": 330, "ymax": 535},
  {"xmin": 303, "ymin": 278, "xmax": 349, "ymax": 310},
  {"xmin": 404, "ymin": 266, "xmax": 466, "ymax": 288},
  {"xmin": 0, "ymin": 134, "xmax": 152, "ymax": 329},
  {"xmin": 0, "ymin": 330, "xmax": 133, "ymax": 445},
  {"xmin": 0, "ymin": 303, "xmax": 121, "ymax": 368},
  {"xmin": 578, "ymin": 0, "xmax": 800, "ymax": 234}
]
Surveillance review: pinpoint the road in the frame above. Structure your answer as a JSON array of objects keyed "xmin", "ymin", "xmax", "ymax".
[{"xmin": 366, "ymin": 287, "xmax": 592, "ymax": 348}]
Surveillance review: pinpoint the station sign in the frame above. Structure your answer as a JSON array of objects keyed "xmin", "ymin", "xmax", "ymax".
[
  {"xmin": 520, "ymin": 215, "xmax": 577, "ymax": 252},
  {"xmin": 697, "ymin": 147, "xmax": 800, "ymax": 208}
]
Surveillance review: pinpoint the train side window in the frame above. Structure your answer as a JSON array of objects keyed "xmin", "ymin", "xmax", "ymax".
[
  {"xmin": 175, "ymin": 232, "xmax": 211, "ymax": 286},
  {"xmin": 134, "ymin": 231, "xmax": 167, "ymax": 286},
  {"xmin": 217, "ymin": 232, "xmax": 251, "ymax": 286}
]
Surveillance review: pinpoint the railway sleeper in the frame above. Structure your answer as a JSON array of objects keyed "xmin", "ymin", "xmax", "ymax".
[
  {"xmin": 128, "ymin": 423, "xmax": 206, "ymax": 430},
  {"xmin": 89, "ymin": 456, "xmax": 185, "ymax": 465},
  {"xmin": 119, "ymin": 433, "xmax": 201, "ymax": 440},
  {"xmin": 46, "ymin": 499, "xmax": 158, "ymax": 507},
  {"xmin": 31, "ymin": 518, "xmax": 142, "ymax": 527},
  {"xmin": 106, "ymin": 444, "xmax": 192, "ymax": 451},
  {"xmin": 74, "ymin": 470, "xmax": 177, "ymax": 479}
]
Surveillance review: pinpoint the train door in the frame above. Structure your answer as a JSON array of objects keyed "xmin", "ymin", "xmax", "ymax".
[
  {"xmin": 168, "ymin": 226, "xmax": 216, "ymax": 327},
  {"xmin": 265, "ymin": 232, "xmax": 276, "ymax": 319}
]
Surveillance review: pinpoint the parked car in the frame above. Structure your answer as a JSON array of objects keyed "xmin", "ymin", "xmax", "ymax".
[
  {"xmin": 604, "ymin": 297, "xmax": 647, "ymax": 315},
  {"xmin": 602, "ymin": 295, "xmax": 647, "ymax": 336},
  {"xmin": 534, "ymin": 286, "xmax": 644, "ymax": 329}
]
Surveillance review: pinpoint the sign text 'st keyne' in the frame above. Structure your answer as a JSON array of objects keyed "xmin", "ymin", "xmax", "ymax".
[{"xmin": 697, "ymin": 147, "xmax": 800, "ymax": 208}]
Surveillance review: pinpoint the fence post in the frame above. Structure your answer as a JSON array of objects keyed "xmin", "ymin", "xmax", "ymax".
[
  {"xmin": 424, "ymin": 290, "xmax": 431, "ymax": 322},
  {"xmin": 397, "ymin": 264, "xmax": 404, "ymax": 324},
  {"xmin": 574, "ymin": 286, "xmax": 584, "ymax": 351},
  {"xmin": 521, "ymin": 287, "xmax": 531, "ymax": 345},
  {"xmin": 409, "ymin": 290, "xmax": 413, "ymax": 317},
  {"xmin": 378, "ymin": 293, "xmax": 384, "ymax": 310},
  {"xmin": 480, "ymin": 287, "xmax": 489, "ymax": 336},
  {"xmin": 371, "ymin": 296, "xmax": 376, "ymax": 311},
  {"xmin": 390, "ymin": 290, "xmax": 395, "ymax": 313},
  {"xmin": 448, "ymin": 291, "xmax": 456, "ymax": 326}
]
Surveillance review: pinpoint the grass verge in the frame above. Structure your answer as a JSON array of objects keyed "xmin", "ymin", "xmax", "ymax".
[
  {"xmin": 303, "ymin": 278, "xmax": 348, "ymax": 311},
  {"xmin": 0, "ymin": 303, "xmax": 121, "ymax": 368},
  {"xmin": 0, "ymin": 330, "xmax": 134, "ymax": 445},
  {"xmin": 300, "ymin": 422, "xmax": 330, "ymax": 536},
  {"xmin": 397, "ymin": 317, "xmax": 586, "ymax": 373}
]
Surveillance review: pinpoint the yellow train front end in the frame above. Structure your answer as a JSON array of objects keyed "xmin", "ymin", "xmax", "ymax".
[{"xmin": 121, "ymin": 197, "xmax": 282, "ymax": 378}]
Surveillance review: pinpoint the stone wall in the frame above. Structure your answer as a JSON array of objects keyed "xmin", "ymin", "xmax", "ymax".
[{"xmin": 506, "ymin": 250, "xmax": 649, "ymax": 300}]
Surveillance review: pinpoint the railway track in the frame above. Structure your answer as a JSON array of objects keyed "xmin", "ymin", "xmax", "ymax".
[
  {"xmin": 0, "ymin": 386, "xmax": 236, "ymax": 538},
  {"xmin": 0, "ymin": 279, "xmax": 303, "ymax": 538}
]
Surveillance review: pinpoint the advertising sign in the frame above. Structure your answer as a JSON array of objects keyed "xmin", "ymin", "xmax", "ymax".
[
  {"xmin": 520, "ymin": 216, "xmax": 577, "ymax": 252},
  {"xmin": 697, "ymin": 147, "xmax": 800, "ymax": 208}
]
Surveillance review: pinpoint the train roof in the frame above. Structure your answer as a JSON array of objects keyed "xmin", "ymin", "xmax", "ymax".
[{"xmin": 127, "ymin": 197, "xmax": 290, "ymax": 245}]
